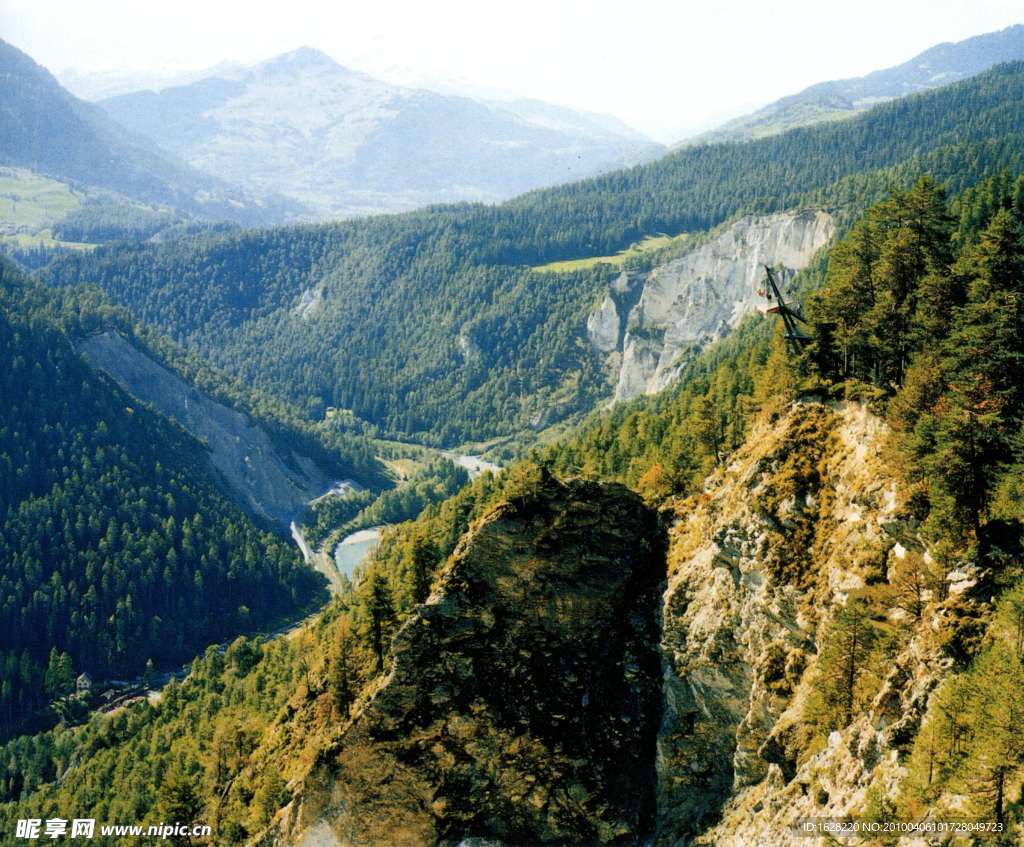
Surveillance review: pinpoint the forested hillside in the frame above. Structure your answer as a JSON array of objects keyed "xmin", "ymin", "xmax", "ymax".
[
  {"xmin": 544, "ymin": 170, "xmax": 1024, "ymax": 540},
  {"xmin": 5, "ymin": 169, "xmax": 1024, "ymax": 843},
  {"xmin": 0, "ymin": 262, "xmax": 336, "ymax": 741},
  {"xmin": 0, "ymin": 467, "xmax": 513, "ymax": 844},
  {"xmin": 38, "ymin": 62, "xmax": 1024, "ymax": 446}
]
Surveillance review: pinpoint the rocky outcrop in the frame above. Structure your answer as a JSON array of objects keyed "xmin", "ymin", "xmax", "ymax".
[
  {"xmin": 295, "ymin": 287, "xmax": 324, "ymax": 319},
  {"xmin": 585, "ymin": 211, "xmax": 835, "ymax": 403},
  {"xmin": 586, "ymin": 296, "xmax": 620, "ymax": 353},
  {"xmin": 655, "ymin": 402, "xmax": 910, "ymax": 843},
  {"xmin": 269, "ymin": 475, "xmax": 666, "ymax": 847},
  {"xmin": 79, "ymin": 330, "xmax": 344, "ymax": 528},
  {"xmin": 458, "ymin": 333, "xmax": 482, "ymax": 363},
  {"xmin": 252, "ymin": 401, "xmax": 978, "ymax": 846}
]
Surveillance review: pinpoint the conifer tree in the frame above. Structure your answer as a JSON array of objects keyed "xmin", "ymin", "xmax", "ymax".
[
  {"xmin": 962, "ymin": 643, "xmax": 1024, "ymax": 826},
  {"xmin": 327, "ymin": 620, "xmax": 357, "ymax": 718},
  {"xmin": 813, "ymin": 600, "xmax": 876, "ymax": 728},
  {"xmin": 43, "ymin": 649, "xmax": 73, "ymax": 701},
  {"xmin": 254, "ymin": 767, "xmax": 288, "ymax": 828},
  {"xmin": 362, "ymin": 572, "xmax": 396, "ymax": 673},
  {"xmin": 692, "ymin": 395, "xmax": 722, "ymax": 465},
  {"xmin": 157, "ymin": 759, "xmax": 204, "ymax": 845},
  {"xmin": 404, "ymin": 529, "xmax": 439, "ymax": 607},
  {"xmin": 925, "ymin": 209, "xmax": 1024, "ymax": 536}
]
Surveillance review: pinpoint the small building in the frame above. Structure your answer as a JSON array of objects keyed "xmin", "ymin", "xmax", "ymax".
[{"xmin": 76, "ymin": 672, "xmax": 92, "ymax": 696}]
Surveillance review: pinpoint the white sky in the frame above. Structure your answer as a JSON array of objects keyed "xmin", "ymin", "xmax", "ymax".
[{"xmin": 2, "ymin": 0, "xmax": 1023, "ymax": 142}]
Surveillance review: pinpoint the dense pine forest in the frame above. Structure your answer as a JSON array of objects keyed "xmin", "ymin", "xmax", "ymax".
[
  {"xmin": 4, "ymin": 46, "xmax": 1024, "ymax": 847},
  {"xmin": 0, "ymin": 263, "xmax": 367, "ymax": 742},
  {"xmin": 37, "ymin": 62, "xmax": 1024, "ymax": 445},
  {"xmin": 4, "ymin": 167, "xmax": 1024, "ymax": 841}
]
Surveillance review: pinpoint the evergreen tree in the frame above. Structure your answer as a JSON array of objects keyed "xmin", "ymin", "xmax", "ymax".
[
  {"xmin": 362, "ymin": 572, "xmax": 396, "ymax": 673},
  {"xmin": 254, "ymin": 767, "xmax": 288, "ymax": 828},
  {"xmin": 327, "ymin": 620, "xmax": 357, "ymax": 718},
  {"xmin": 43, "ymin": 650, "xmax": 73, "ymax": 701},
  {"xmin": 925, "ymin": 209, "xmax": 1024, "ymax": 537},
  {"xmin": 404, "ymin": 529, "xmax": 439, "ymax": 607},
  {"xmin": 812, "ymin": 600, "xmax": 877, "ymax": 729},
  {"xmin": 962, "ymin": 644, "xmax": 1024, "ymax": 826},
  {"xmin": 157, "ymin": 759, "xmax": 205, "ymax": 846}
]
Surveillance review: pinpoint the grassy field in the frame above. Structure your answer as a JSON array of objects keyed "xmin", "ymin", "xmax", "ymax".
[
  {"xmin": 2, "ymin": 231, "xmax": 96, "ymax": 251},
  {"xmin": 0, "ymin": 167, "xmax": 82, "ymax": 230},
  {"xmin": 532, "ymin": 233, "xmax": 684, "ymax": 273}
]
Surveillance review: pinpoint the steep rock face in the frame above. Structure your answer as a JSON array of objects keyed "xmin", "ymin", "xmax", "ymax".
[
  {"xmin": 693, "ymin": 640, "xmax": 949, "ymax": 847},
  {"xmin": 655, "ymin": 402, "xmax": 907, "ymax": 843},
  {"xmin": 586, "ymin": 295, "xmax": 620, "ymax": 353},
  {"xmin": 274, "ymin": 476, "xmax": 666, "ymax": 847},
  {"xmin": 586, "ymin": 211, "xmax": 835, "ymax": 403},
  {"xmin": 79, "ymin": 330, "xmax": 343, "ymax": 528}
]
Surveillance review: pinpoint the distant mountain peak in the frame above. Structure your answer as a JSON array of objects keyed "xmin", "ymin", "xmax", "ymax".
[
  {"xmin": 244, "ymin": 46, "xmax": 373, "ymax": 87},
  {"xmin": 266, "ymin": 46, "xmax": 340, "ymax": 70},
  {"xmin": 95, "ymin": 46, "xmax": 662, "ymax": 219}
]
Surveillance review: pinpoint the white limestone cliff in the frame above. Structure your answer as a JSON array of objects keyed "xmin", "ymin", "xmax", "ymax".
[{"xmin": 585, "ymin": 210, "xmax": 836, "ymax": 403}]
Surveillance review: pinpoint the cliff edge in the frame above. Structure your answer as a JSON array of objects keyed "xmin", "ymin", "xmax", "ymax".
[{"xmin": 266, "ymin": 475, "xmax": 666, "ymax": 847}]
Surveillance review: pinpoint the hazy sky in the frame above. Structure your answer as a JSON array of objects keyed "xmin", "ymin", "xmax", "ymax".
[{"xmin": 2, "ymin": 0, "xmax": 1023, "ymax": 141}]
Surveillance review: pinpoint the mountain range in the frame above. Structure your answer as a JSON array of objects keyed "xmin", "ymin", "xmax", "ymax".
[
  {"xmin": 96, "ymin": 47, "xmax": 663, "ymax": 218},
  {"xmin": 2, "ymin": 22, "xmax": 1024, "ymax": 847},
  {"xmin": 39, "ymin": 58, "xmax": 1024, "ymax": 447},
  {"xmin": 0, "ymin": 38, "xmax": 298, "ymax": 227},
  {"xmin": 4, "ymin": 25, "xmax": 1024, "ymax": 240}
]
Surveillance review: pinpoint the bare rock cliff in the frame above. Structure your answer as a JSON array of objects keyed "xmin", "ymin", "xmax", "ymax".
[
  {"xmin": 79, "ymin": 330, "xmax": 342, "ymax": 528},
  {"xmin": 654, "ymin": 401, "xmax": 957, "ymax": 845},
  {"xmin": 585, "ymin": 211, "xmax": 835, "ymax": 403},
  {"xmin": 270, "ymin": 475, "xmax": 666, "ymax": 847}
]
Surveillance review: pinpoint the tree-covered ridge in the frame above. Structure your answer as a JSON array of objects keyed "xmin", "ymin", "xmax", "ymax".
[
  {"xmin": 0, "ymin": 262, "xmax": 328, "ymax": 740},
  {"xmin": 0, "ymin": 464, "xmax": 517, "ymax": 845},
  {"xmin": 0, "ymin": 634, "xmax": 311, "ymax": 845},
  {"xmin": 544, "ymin": 172, "xmax": 1024, "ymax": 539},
  {"xmin": 42, "ymin": 220, "xmax": 619, "ymax": 444},
  {"xmin": 8, "ymin": 264, "xmax": 384, "ymax": 491},
  {"xmin": 36, "ymin": 62, "xmax": 1024, "ymax": 445},
  {"xmin": 6, "ymin": 162, "xmax": 1024, "ymax": 835},
  {"xmin": 810, "ymin": 173, "xmax": 1024, "ymax": 543},
  {"xmin": 453, "ymin": 59, "xmax": 1024, "ymax": 265}
]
